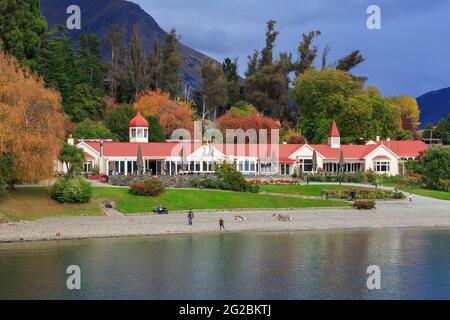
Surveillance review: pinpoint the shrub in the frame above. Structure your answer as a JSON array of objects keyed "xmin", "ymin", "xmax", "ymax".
[
  {"xmin": 216, "ymin": 163, "xmax": 259, "ymax": 193},
  {"xmin": 0, "ymin": 178, "xmax": 5, "ymax": 199},
  {"xmin": 129, "ymin": 177, "xmax": 165, "ymax": 197},
  {"xmin": 51, "ymin": 177, "xmax": 92, "ymax": 203},
  {"xmin": 321, "ymin": 188, "xmax": 404, "ymax": 200},
  {"xmin": 353, "ymin": 200, "xmax": 376, "ymax": 210}
]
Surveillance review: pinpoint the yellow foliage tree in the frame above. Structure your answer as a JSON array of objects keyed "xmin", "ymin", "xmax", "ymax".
[
  {"xmin": 390, "ymin": 96, "xmax": 421, "ymax": 132},
  {"xmin": 0, "ymin": 52, "xmax": 64, "ymax": 186}
]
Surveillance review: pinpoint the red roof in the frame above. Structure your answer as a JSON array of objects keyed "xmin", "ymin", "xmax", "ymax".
[
  {"xmin": 328, "ymin": 120, "xmax": 340, "ymax": 137},
  {"xmin": 378, "ymin": 140, "xmax": 428, "ymax": 158},
  {"xmin": 309, "ymin": 144, "xmax": 378, "ymax": 159},
  {"xmin": 128, "ymin": 111, "xmax": 149, "ymax": 128}
]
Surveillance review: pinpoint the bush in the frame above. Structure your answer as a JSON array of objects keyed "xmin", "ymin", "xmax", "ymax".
[
  {"xmin": 321, "ymin": 188, "xmax": 404, "ymax": 200},
  {"xmin": 129, "ymin": 177, "xmax": 165, "ymax": 197},
  {"xmin": 353, "ymin": 200, "xmax": 376, "ymax": 210},
  {"xmin": 51, "ymin": 177, "xmax": 92, "ymax": 203},
  {"xmin": 0, "ymin": 178, "xmax": 6, "ymax": 199},
  {"xmin": 216, "ymin": 163, "xmax": 259, "ymax": 193}
]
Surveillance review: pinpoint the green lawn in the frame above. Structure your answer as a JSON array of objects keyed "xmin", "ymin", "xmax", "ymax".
[
  {"xmin": 401, "ymin": 188, "xmax": 450, "ymax": 201},
  {"xmin": 260, "ymin": 184, "xmax": 363, "ymax": 197},
  {"xmin": 0, "ymin": 188, "xmax": 102, "ymax": 221},
  {"xmin": 93, "ymin": 187, "xmax": 349, "ymax": 214}
]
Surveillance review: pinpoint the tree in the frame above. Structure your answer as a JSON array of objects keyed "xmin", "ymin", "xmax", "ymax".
[
  {"xmin": 160, "ymin": 28, "xmax": 182, "ymax": 98},
  {"xmin": 104, "ymin": 104, "xmax": 136, "ymax": 142},
  {"xmin": 0, "ymin": 0, "xmax": 47, "ymax": 70},
  {"xmin": 146, "ymin": 116, "xmax": 166, "ymax": 142},
  {"xmin": 243, "ymin": 20, "xmax": 291, "ymax": 119},
  {"xmin": 67, "ymin": 83, "xmax": 107, "ymax": 122},
  {"xmin": 202, "ymin": 58, "xmax": 228, "ymax": 119},
  {"xmin": 295, "ymin": 30, "xmax": 321, "ymax": 76},
  {"xmin": 72, "ymin": 119, "xmax": 113, "ymax": 140},
  {"xmin": 420, "ymin": 146, "xmax": 450, "ymax": 190},
  {"xmin": 77, "ymin": 33, "xmax": 105, "ymax": 89},
  {"xmin": 0, "ymin": 52, "xmax": 64, "ymax": 187},
  {"xmin": 389, "ymin": 96, "xmax": 421, "ymax": 134},
  {"xmin": 423, "ymin": 114, "xmax": 450, "ymax": 145},
  {"xmin": 222, "ymin": 57, "xmax": 241, "ymax": 106},
  {"xmin": 134, "ymin": 90, "xmax": 195, "ymax": 136},
  {"xmin": 106, "ymin": 24, "xmax": 125, "ymax": 101},
  {"xmin": 335, "ymin": 50, "xmax": 366, "ymax": 72},
  {"xmin": 128, "ymin": 24, "xmax": 147, "ymax": 98},
  {"xmin": 58, "ymin": 143, "xmax": 86, "ymax": 177}
]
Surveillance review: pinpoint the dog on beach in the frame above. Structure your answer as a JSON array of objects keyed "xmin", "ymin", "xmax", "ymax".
[
  {"xmin": 234, "ymin": 215, "xmax": 247, "ymax": 221},
  {"xmin": 272, "ymin": 213, "xmax": 294, "ymax": 221}
]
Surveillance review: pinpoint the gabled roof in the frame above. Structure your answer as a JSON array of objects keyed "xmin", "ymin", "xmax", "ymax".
[
  {"xmin": 377, "ymin": 140, "xmax": 428, "ymax": 158},
  {"xmin": 309, "ymin": 144, "xmax": 379, "ymax": 159},
  {"xmin": 328, "ymin": 120, "xmax": 340, "ymax": 137}
]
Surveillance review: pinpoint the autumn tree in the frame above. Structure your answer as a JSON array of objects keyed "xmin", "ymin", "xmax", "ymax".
[
  {"xmin": 0, "ymin": 52, "xmax": 64, "ymax": 187},
  {"xmin": 134, "ymin": 90, "xmax": 195, "ymax": 137},
  {"xmin": 389, "ymin": 96, "xmax": 421, "ymax": 134},
  {"xmin": 201, "ymin": 58, "xmax": 228, "ymax": 120}
]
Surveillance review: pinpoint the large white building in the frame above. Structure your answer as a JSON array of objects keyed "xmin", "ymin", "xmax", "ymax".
[{"xmin": 71, "ymin": 112, "xmax": 427, "ymax": 177}]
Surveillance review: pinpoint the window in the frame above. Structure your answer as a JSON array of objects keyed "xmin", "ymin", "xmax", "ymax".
[
  {"xmin": 131, "ymin": 129, "xmax": 136, "ymax": 138},
  {"xmin": 250, "ymin": 162, "xmax": 255, "ymax": 172},
  {"xmin": 144, "ymin": 129, "xmax": 148, "ymax": 138},
  {"xmin": 137, "ymin": 128, "xmax": 143, "ymax": 137},
  {"xmin": 374, "ymin": 161, "xmax": 390, "ymax": 172},
  {"xmin": 303, "ymin": 159, "xmax": 313, "ymax": 172},
  {"xmin": 83, "ymin": 162, "xmax": 92, "ymax": 172}
]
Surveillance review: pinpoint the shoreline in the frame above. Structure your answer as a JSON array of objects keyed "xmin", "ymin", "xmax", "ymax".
[{"xmin": 1, "ymin": 196, "xmax": 450, "ymax": 243}]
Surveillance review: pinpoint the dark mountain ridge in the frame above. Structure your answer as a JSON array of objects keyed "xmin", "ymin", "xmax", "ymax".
[
  {"xmin": 40, "ymin": 0, "xmax": 214, "ymax": 91},
  {"xmin": 416, "ymin": 86, "xmax": 450, "ymax": 128}
]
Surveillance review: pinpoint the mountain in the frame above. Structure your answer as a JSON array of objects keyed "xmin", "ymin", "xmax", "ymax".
[
  {"xmin": 416, "ymin": 87, "xmax": 450, "ymax": 128},
  {"xmin": 40, "ymin": 0, "xmax": 213, "ymax": 90}
]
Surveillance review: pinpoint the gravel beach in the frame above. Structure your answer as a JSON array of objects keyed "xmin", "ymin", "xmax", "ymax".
[{"xmin": 1, "ymin": 194, "xmax": 449, "ymax": 242}]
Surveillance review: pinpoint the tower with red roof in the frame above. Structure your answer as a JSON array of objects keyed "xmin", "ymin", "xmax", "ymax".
[
  {"xmin": 328, "ymin": 120, "xmax": 340, "ymax": 149},
  {"xmin": 129, "ymin": 111, "xmax": 149, "ymax": 143}
]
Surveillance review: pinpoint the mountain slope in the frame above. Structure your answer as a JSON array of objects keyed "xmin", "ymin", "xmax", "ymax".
[
  {"xmin": 416, "ymin": 87, "xmax": 450, "ymax": 128},
  {"xmin": 40, "ymin": 0, "xmax": 211, "ymax": 90}
]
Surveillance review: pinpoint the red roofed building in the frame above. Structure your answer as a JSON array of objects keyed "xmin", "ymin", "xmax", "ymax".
[{"xmin": 68, "ymin": 114, "xmax": 427, "ymax": 176}]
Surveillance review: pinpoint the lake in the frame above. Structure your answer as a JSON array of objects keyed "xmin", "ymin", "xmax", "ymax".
[{"xmin": 0, "ymin": 228, "xmax": 449, "ymax": 299}]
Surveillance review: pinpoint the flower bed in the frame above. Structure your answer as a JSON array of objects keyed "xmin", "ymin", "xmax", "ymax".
[
  {"xmin": 321, "ymin": 188, "xmax": 404, "ymax": 200},
  {"xmin": 250, "ymin": 179, "xmax": 301, "ymax": 185}
]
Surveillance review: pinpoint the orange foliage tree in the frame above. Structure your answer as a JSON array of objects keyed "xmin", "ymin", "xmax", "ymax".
[
  {"xmin": 217, "ymin": 107, "xmax": 281, "ymax": 142},
  {"xmin": 0, "ymin": 52, "xmax": 64, "ymax": 186},
  {"xmin": 134, "ymin": 90, "xmax": 195, "ymax": 136}
]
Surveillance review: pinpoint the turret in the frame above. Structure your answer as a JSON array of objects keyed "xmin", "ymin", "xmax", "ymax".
[{"xmin": 128, "ymin": 111, "xmax": 149, "ymax": 143}]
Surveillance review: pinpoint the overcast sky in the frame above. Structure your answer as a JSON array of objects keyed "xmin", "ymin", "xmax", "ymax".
[{"xmin": 133, "ymin": 0, "xmax": 450, "ymax": 97}]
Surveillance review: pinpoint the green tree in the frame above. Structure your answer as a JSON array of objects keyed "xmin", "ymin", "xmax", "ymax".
[
  {"xmin": 77, "ymin": 33, "xmax": 105, "ymax": 89},
  {"xmin": 146, "ymin": 116, "xmax": 166, "ymax": 142},
  {"xmin": 424, "ymin": 114, "xmax": 450, "ymax": 145},
  {"xmin": 420, "ymin": 146, "xmax": 450, "ymax": 190},
  {"xmin": 68, "ymin": 84, "xmax": 107, "ymax": 122},
  {"xmin": 201, "ymin": 58, "xmax": 228, "ymax": 119},
  {"xmin": 104, "ymin": 104, "xmax": 136, "ymax": 142},
  {"xmin": 73, "ymin": 119, "xmax": 113, "ymax": 140},
  {"xmin": 294, "ymin": 30, "xmax": 321, "ymax": 76},
  {"xmin": 58, "ymin": 143, "xmax": 86, "ymax": 177},
  {"xmin": 160, "ymin": 28, "xmax": 182, "ymax": 98},
  {"xmin": 222, "ymin": 57, "xmax": 241, "ymax": 106},
  {"xmin": 0, "ymin": 0, "xmax": 47, "ymax": 70}
]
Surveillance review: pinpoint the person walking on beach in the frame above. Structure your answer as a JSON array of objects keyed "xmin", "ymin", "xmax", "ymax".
[
  {"xmin": 187, "ymin": 210, "xmax": 194, "ymax": 225},
  {"xmin": 409, "ymin": 193, "xmax": 413, "ymax": 203},
  {"xmin": 219, "ymin": 218, "xmax": 225, "ymax": 231}
]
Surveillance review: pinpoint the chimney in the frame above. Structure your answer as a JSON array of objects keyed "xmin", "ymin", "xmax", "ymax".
[
  {"xmin": 68, "ymin": 133, "xmax": 74, "ymax": 145},
  {"xmin": 376, "ymin": 136, "xmax": 380, "ymax": 142},
  {"xmin": 100, "ymin": 140, "xmax": 104, "ymax": 158}
]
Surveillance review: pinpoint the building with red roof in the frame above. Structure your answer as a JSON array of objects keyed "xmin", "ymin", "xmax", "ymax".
[{"xmin": 69, "ymin": 113, "xmax": 427, "ymax": 176}]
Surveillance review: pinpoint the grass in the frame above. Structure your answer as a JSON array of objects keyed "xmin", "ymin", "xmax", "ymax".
[
  {"xmin": 401, "ymin": 188, "xmax": 450, "ymax": 201},
  {"xmin": 260, "ymin": 184, "xmax": 364, "ymax": 197},
  {"xmin": 0, "ymin": 187, "xmax": 349, "ymax": 221},
  {"xmin": 92, "ymin": 187, "xmax": 349, "ymax": 214},
  {"xmin": 0, "ymin": 188, "xmax": 102, "ymax": 221}
]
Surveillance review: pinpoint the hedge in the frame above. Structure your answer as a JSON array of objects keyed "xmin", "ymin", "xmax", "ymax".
[{"xmin": 51, "ymin": 177, "xmax": 92, "ymax": 203}]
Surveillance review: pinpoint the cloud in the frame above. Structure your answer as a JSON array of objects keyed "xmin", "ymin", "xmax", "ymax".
[{"xmin": 133, "ymin": 0, "xmax": 450, "ymax": 96}]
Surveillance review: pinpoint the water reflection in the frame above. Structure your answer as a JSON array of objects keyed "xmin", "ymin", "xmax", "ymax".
[{"xmin": 0, "ymin": 228, "xmax": 449, "ymax": 299}]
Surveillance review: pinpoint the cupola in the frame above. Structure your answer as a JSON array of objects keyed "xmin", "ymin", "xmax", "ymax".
[
  {"xmin": 328, "ymin": 120, "xmax": 340, "ymax": 149},
  {"xmin": 128, "ymin": 111, "xmax": 149, "ymax": 143}
]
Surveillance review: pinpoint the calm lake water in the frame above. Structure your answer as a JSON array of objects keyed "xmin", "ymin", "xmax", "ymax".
[{"xmin": 0, "ymin": 228, "xmax": 449, "ymax": 300}]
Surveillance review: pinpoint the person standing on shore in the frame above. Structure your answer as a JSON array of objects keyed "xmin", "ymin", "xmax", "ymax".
[
  {"xmin": 219, "ymin": 218, "xmax": 225, "ymax": 231},
  {"xmin": 409, "ymin": 193, "xmax": 413, "ymax": 203},
  {"xmin": 187, "ymin": 210, "xmax": 194, "ymax": 225}
]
